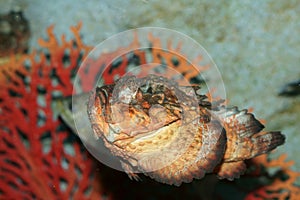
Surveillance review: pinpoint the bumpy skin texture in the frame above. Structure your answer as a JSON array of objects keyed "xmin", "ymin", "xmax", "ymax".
[{"xmin": 87, "ymin": 75, "xmax": 285, "ymax": 186}]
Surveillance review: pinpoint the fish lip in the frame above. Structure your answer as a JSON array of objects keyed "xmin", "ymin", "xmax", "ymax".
[{"xmin": 110, "ymin": 118, "xmax": 181, "ymax": 144}]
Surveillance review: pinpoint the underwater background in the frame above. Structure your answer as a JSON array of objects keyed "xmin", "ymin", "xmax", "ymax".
[{"xmin": 0, "ymin": 0, "xmax": 299, "ymax": 199}]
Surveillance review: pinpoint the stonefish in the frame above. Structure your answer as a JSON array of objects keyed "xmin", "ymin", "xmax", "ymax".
[{"xmin": 87, "ymin": 74, "xmax": 285, "ymax": 186}]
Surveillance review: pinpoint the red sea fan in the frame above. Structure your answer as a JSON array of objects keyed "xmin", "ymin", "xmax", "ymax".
[{"xmin": 0, "ymin": 23, "xmax": 105, "ymax": 199}]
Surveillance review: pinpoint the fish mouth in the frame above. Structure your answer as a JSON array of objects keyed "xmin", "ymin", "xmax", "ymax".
[
  {"xmin": 107, "ymin": 115, "xmax": 181, "ymax": 144},
  {"xmin": 89, "ymin": 75, "xmax": 201, "ymax": 145},
  {"xmin": 108, "ymin": 110, "xmax": 201, "ymax": 145},
  {"xmin": 92, "ymin": 85, "xmax": 183, "ymax": 143},
  {"xmin": 131, "ymin": 119, "xmax": 181, "ymax": 143}
]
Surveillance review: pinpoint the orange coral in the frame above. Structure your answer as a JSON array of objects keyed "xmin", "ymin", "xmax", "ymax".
[
  {"xmin": 76, "ymin": 30, "xmax": 209, "ymax": 92},
  {"xmin": 245, "ymin": 154, "xmax": 300, "ymax": 200}
]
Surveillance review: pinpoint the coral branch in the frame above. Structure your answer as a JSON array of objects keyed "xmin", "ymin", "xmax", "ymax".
[
  {"xmin": 245, "ymin": 154, "xmax": 300, "ymax": 200},
  {"xmin": 0, "ymin": 24, "xmax": 103, "ymax": 199}
]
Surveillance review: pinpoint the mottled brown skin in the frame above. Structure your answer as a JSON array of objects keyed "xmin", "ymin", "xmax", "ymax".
[{"xmin": 87, "ymin": 75, "xmax": 285, "ymax": 186}]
